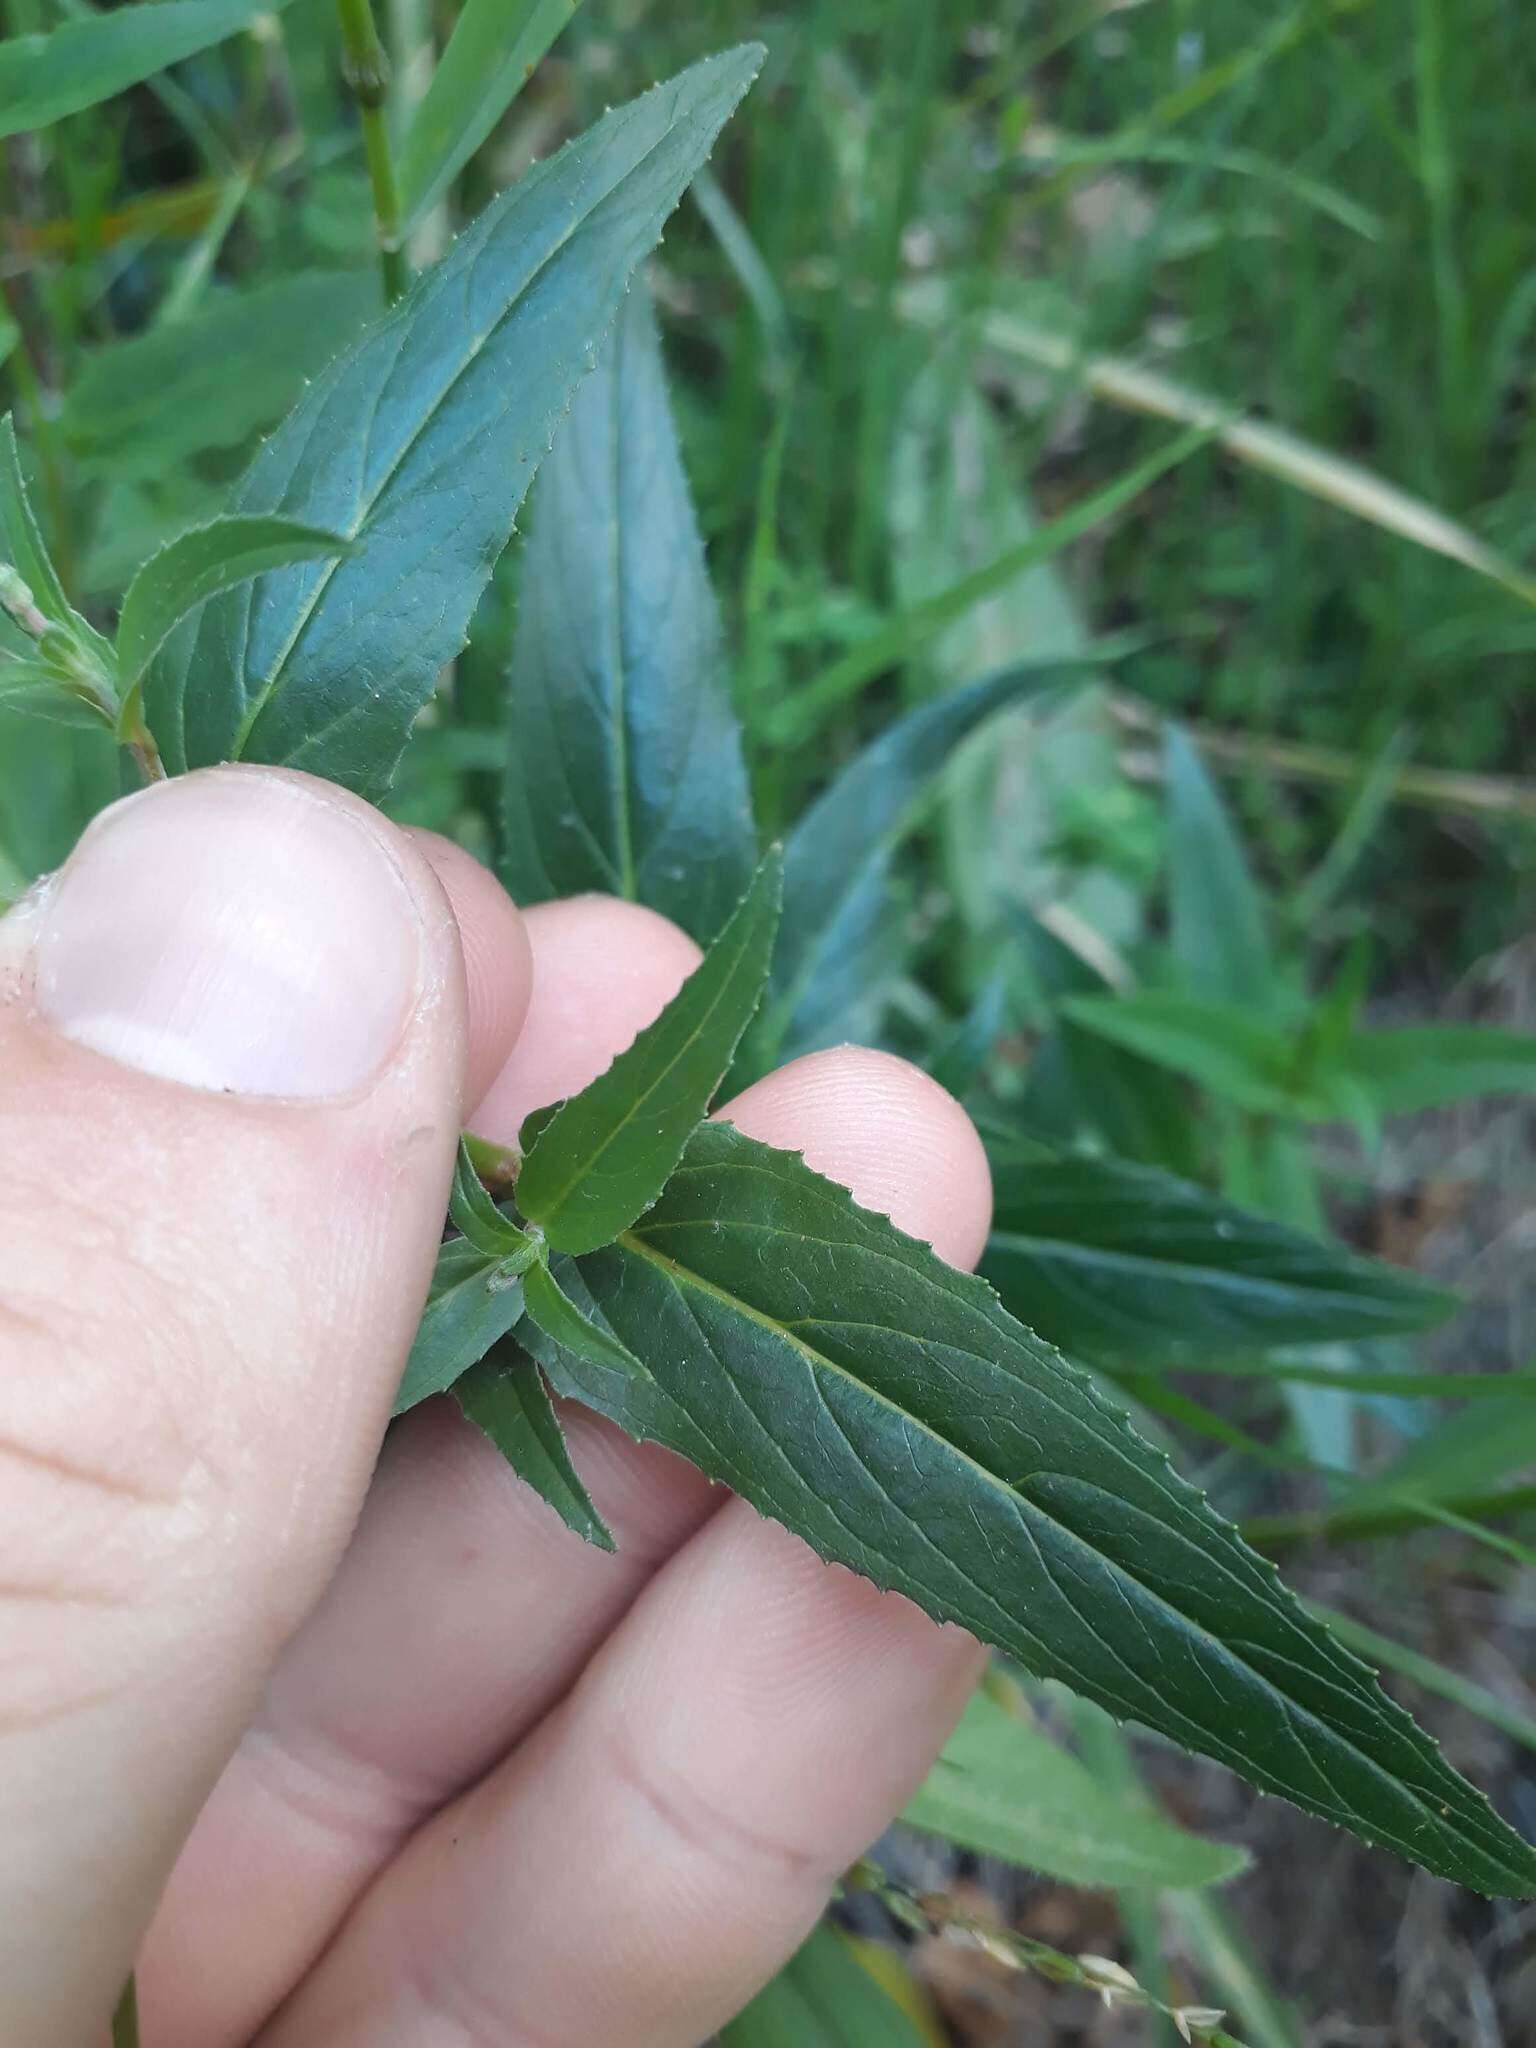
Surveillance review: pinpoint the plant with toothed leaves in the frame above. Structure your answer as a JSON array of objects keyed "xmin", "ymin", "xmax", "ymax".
[{"xmin": 5, "ymin": 17, "xmax": 1536, "ymax": 2047}]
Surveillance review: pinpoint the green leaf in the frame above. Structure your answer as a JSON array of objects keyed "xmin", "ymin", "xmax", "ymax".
[
  {"xmin": 763, "ymin": 661, "xmax": 1087, "ymax": 1063},
  {"xmin": 63, "ymin": 273, "xmax": 378, "ymax": 481},
  {"xmin": 393, "ymin": 1240, "xmax": 530, "ymax": 1416},
  {"xmin": 1342, "ymin": 1025, "xmax": 1536, "ymax": 1115},
  {"xmin": 1011, "ymin": 907, "xmax": 1201, "ymax": 1176},
  {"xmin": 927, "ymin": 971, "xmax": 1009, "ymax": 1099},
  {"xmin": 524, "ymin": 1259, "xmax": 644, "ymax": 1376},
  {"xmin": 1164, "ymin": 724, "xmax": 1275, "ymax": 1005},
  {"xmin": 1062, "ymin": 992, "xmax": 1327, "ymax": 1118},
  {"xmin": 453, "ymin": 1346, "xmax": 614, "ymax": 1550},
  {"xmin": 1, "ymin": 416, "xmax": 69, "ymax": 625},
  {"xmin": 1309, "ymin": 1601, "xmax": 1536, "ymax": 1760},
  {"xmin": 116, "ymin": 516, "xmax": 352, "ymax": 698},
  {"xmin": 531, "ymin": 1120, "xmax": 1536, "ymax": 1895},
  {"xmin": 982, "ymin": 1152, "xmax": 1456, "ymax": 1362},
  {"xmin": 0, "ymin": 0, "xmax": 305, "ymax": 137},
  {"xmin": 722, "ymin": 1924, "xmax": 932, "ymax": 2048},
  {"xmin": 447, "ymin": 1136, "xmax": 532, "ymax": 1257},
  {"xmin": 0, "ymin": 710, "xmax": 119, "ymax": 889},
  {"xmin": 1349, "ymin": 1394, "xmax": 1536, "ymax": 1511},
  {"xmin": 903, "ymin": 1690, "xmax": 1247, "ymax": 1889},
  {"xmin": 771, "ymin": 424, "xmax": 1208, "ymax": 742},
  {"xmin": 398, "ymin": 0, "xmax": 581, "ymax": 232},
  {"xmin": 145, "ymin": 45, "xmax": 764, "ymax": 798},
  {"xmin": 500, "ymin": 285, "xmax": 756, "ymax": 942},
  {"xmin": 517, "ymin": 852, "xmax": 782, "ymax": 1253}
]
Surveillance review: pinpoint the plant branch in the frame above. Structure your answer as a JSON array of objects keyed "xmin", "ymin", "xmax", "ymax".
[
  {"xmin": 336, "ymin": 0, "xmax": 406, "ymax": 303},
  {"xmin": 844, "ymin": 1861, "xmax": 1247, "ymax": 2047}
]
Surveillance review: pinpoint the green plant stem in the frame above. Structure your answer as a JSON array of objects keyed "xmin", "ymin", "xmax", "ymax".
[
  {"xmin": 336, "ymin": 0, "xmax": 406, "ymax": 303},
  {"xmin": 111, "ymin": 1973, "xmax": 140, "ymax": 2048}
]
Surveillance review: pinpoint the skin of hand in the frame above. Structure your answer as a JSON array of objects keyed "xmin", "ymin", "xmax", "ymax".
[{"xmin": 0, "ymin": 765, "xmax": 992, "ymax": 2048}]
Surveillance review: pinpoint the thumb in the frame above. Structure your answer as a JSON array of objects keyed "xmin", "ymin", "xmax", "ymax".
[{"xmin": 0, "ymin": 767, "xmax": 469, "ymax": 2045}]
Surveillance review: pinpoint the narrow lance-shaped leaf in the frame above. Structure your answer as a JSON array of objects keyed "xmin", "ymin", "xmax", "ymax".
[
  {"xmin": 453, "ymin": 1345, "xmax": 614, "ymax": 1550},
  {"xmin": 115, "ymin": 515, "xmax": 352, "ymax": 699},
  {"xmin": 1164, "ymin": 723, "xmax": 1276, "ymax": 1006},
  {"xmin": 525, "ymin": 1258, "xmax": 645, "ymax": 1376},
  {"xmin": 903, "ymin": 1690, "xmax": 1248, "ymax": 1890},
  {"xmin": 0, "ymin": 0, "xmax": 308, "ymax": 138},
  {"xmin": 145, "ymin": 46, "xmax": 764, "ymax": 798},
  {"xmin": 393, "ymin": 1240, "xmax": 531, "ymax": 1416},
  {"xmin": 530, "ymin": 1120, "xmax": 1536, "ymax": 1895},
  {"xmin": 398, "ymin": 0, "xmax": 582, "ymax": 232},
  {"xmin": 1, "ymin": 415, "xmax": 69, "ymax": 623},
  {"xmin": 1062, "ymin": 991, "xmax": 1332, "ymax": 1119},
  {"xmin": 500, "ymin": 284, "xmax": 757, "ymax": 942},
  {"xmin": 392, "ymin": 1141, "xmax": 541, "ymax": 1413},
  {"xmin": 1342, "ymin": 1024, "xmax": 1536, "ymax": 1116},
  {"xmin": 982, "ymin": 1152, "xmax": 1456, "ymax": 1362},
  {"xmin": 759, "ymin": 659, "xmax": 1094, "ymax": 1067},
  {"xmin": 517, "ymin": 851, "xmax": 781, "ymax": 1253}
]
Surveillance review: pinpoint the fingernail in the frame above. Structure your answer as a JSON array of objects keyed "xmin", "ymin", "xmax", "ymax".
[{"xmin": 34, "ymin": 771, "xmax": 425, "ymax": 1097}]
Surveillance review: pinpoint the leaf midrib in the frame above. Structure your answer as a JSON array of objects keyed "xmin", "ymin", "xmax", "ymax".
[
  {"xmin": 612, "ymin": 1218, "xmax": 1520, "ymax": 1871},
  {"xmin": 524, "ymin": 917, "xmax": 758, "ymax": 1226},
  {"xmin": 605, "ymin": 324, "xmax": 637, "ymax": 899},
  {"xmin": 227, "ymin": 96, "xmax": 686, "ymax": 760}
]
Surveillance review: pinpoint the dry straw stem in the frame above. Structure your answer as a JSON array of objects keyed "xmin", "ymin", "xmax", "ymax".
[
  {"xmin": 1112, "ymin": 695, "xmax": 1536, "ymax": 827},
  {"xmin": 846, "ymin": 1862, "xmax": 1250, "ymax": 2048},
  {"xmin": 900, "ymin": 284, "xmax": 1536, "ymax": 611}
]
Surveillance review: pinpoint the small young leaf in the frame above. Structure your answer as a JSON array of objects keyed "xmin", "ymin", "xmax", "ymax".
[
  {"xmin": 0, "ymin": 415, "xmax": 69, "ymax": 624},
  {"xmin": 763, "ymin": 660, "xmax": 1090, "ymax": 1063},
  {"xmin": 517, "ymin": 852, "xmax": 782, "ymax": 1253},
  {"xmin": 453, "ymin": 1346, "xmax": 614, "ymax": 1550},
  {"xmin": 448, "ymin": 1136, "xmax": 533, "ymax": 1258},
  {"xmin": 116, "ymin": 515, "xmax": 352, "ymax": 697},
  {"xmin": 146, "ymin": 45, "xmax": 764, "ymax": 798},
  {"xmin": 500, "ymin": 284, "xmax": 757, "ymax": 942},
  {"xmin": 393, "ymin": 1240, "xmax": 531, "ymax": 1416},
  {"xmin": 1164, "ymin": 724, "xmax": 1275, "ymax": 1005},
  {"xmin": 903, "ymin": 1690, "xmax": 1248, "ymax": 1890},
  {"xmin": 525, "ymin": 1259, "xmax": 645, "ymax": 1376},
  {"xmin": 530, "ymin": 1120, "xmax": 1536, "ymax": 1895},
  {"xmin": 982, "ymin": 1152, "xmax": 1456, "ymax": 1361},
  {"xmin": 397, "ymin": 0, "xmax": 581, "ymax": 232},
  {"xmin": 0, "ymin": 0, "xmax": 307, "ymax": 137}
]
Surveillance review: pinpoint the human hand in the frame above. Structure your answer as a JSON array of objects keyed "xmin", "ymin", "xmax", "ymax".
[{"xmin": 0, "ymin": 766, "xmax": 992, "ymax": 2047}]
